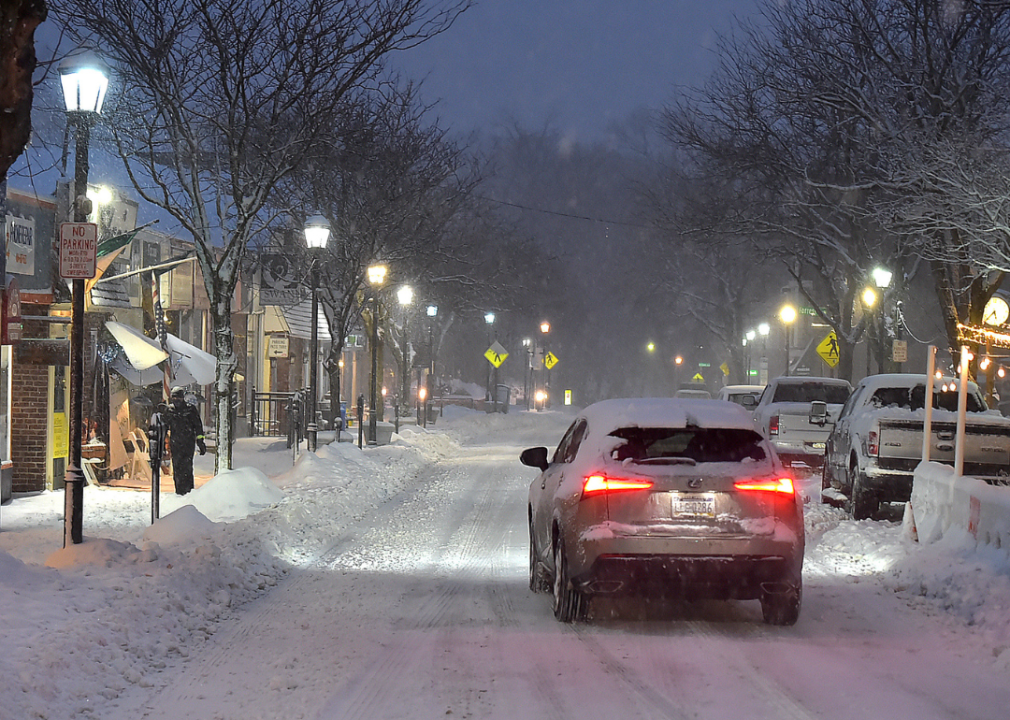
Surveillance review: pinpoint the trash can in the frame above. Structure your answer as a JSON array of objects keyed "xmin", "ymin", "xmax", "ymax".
[{"xmin": 495, "ymin": 384, "xmax": 511, "ymax": 413}]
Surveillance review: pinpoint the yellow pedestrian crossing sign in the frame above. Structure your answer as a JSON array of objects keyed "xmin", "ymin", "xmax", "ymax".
[
  {"xmin": 816, "ymin": 331, "xmax": 840, "ymax": 368},
  {"xmin": 485, "ymin": 341, "xmax": 508, "ymax": 368},
  {"xmin": 692, "ymin": 372, "xmax": 704, "ymax": 383},
  {"xmin": 544, "ymin": 351, "xmax": 559, "ymax": 370}
]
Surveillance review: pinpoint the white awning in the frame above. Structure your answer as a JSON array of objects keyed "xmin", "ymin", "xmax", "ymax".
[
  {"xmin": 105, "ymin": 321, "xmax": 169, "ymax": 370},
  {"xmin": 105, "ymin": 321, "xmax": 217, "ymax": 387}
]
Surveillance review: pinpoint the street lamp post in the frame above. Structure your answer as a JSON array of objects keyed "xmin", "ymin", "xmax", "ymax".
[
  {"xmin": 397, "ymin": 285, "xmax": 413, "ymax": 418},
  {"xmin": 674, "ymin": 354, "xmax": 684, "ymax": 393},
  {"xmin": 758, "ymin": 323, "xmax": 770, "ymax": 384},
  {"xmin": 303, "ymin": 214, "xmax": 330, "ymax": 452},
  {"xmin": 779, "ymin": 305, "xmax": 797, "ymax": 377},
  {"xmin": 745, "ymin": 330, "xmax": 757, "ymax": 381},
  {"xmin": 485, "ymin": 312, "xmax": 496, "ymax": 410},
  {"xmin": 862, "ymin": 287, "xmax": 878, "ymax": 377},
  {"xmin": 540, "ymin": 321, "xmax": 551, "ymax": 408},
  {"xmin": 872, "ymin": 267, "xmax": 893, "ymax": 373},
  {"xmin": 426, "ymin": 304, "xmax": 437, "ymax": 423},
  {"xmin": 59, "ymin": 46, "xmax": 110, "ymax": 547},
  {"xmin": 522, "ymin": 337, "xmax": 532, "ymax": 409},
  {"xmin": 367, "ymin": 264, "xmax": 387, "ymax": 443}
]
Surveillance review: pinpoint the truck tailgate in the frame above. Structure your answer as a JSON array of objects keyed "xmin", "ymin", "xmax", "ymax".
[{"xmin": 877, "ymin": 419, "xmax": 1010, "ymax": 476}]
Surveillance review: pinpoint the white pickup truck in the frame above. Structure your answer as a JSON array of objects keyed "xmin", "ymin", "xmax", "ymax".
[
  {"xmin": 751, "ymin": 376, "xmax": 853, "ymax": 474},
  {"xmin": 823, "ymin": 373, "xmax": 1010, "ymax": 519}
]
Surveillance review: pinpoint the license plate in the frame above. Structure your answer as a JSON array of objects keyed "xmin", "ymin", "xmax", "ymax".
[{"xmin": 672, "ymin": 494, "xmax": 714, "ymax": 517}]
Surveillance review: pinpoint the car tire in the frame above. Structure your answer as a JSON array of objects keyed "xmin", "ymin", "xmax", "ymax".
[
  {"xmin": 552, "ymin": 538, "xmax": 584, "ymax": 622},
  {"xmin": 848, "ymin": 463, "xmax": 876, "ymax": 521},
  {"xmin": 760, "ymin": 581, "xmax": 802, "ymax": 626}
]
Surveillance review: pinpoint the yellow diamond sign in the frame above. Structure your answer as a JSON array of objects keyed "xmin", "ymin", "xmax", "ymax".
[
  {"xmin": 816, "ymin": 331, "xmax": 840, "ymax": 368},
  {"xmin": 485, "ymin": 341, "xmax": 508, "ymax": 368},
  {"xmin": 544, "ymin": 351, "xmax": 559, "ymax": 370}
]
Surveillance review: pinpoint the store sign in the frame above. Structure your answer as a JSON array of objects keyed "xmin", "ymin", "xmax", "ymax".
[{"xmin": 4, "ymin": 215, "xmax": 35, "ymax": 275}]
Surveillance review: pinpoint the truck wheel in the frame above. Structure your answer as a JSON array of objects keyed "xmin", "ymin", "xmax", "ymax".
[{"xmin": 848, "ymin": 464, "xmax": 877, "ymax": 520}]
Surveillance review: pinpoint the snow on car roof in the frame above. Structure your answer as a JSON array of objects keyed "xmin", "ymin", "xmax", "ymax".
[
  {"xmin": 720, "ymin": 385, "xmax": 764, "ymax": 392},
  {"xmin": 772, "ymin": 376, "xmax": 851, "ymax": 386},
  {"xmin": 581, "ymin": 397, "xmax": 757, "ymax": 433},
  {"xmin": 857, "ymin": 373, "xmax": 980, "ymax": 392}
]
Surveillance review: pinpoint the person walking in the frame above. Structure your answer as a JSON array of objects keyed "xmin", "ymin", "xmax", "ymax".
[{"xmin": 165, "ymin": 386, "xmax": 206, "ymax": 495}]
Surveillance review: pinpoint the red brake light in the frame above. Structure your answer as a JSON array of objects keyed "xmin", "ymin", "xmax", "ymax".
[
  {"xmin": 582, "ymin": 474, "xmax": 654, "ymax": 496},
  {"xmin": 734, "ymin": 477, "xmax": 795, "ymax": 494},
  {"xmin": 868, "ymin": 430, "xmax": 879, "ymax": 457},
  {"xmin": 768, "ymin": 414, "xmax": 779, "ymax": 436}
]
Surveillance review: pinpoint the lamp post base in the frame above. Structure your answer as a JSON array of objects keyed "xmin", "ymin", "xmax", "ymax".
[
  {"xmin": 306, "ymin": 423, "xmax": 317, "ymax": 452},
  {"xmin": 64, "ymin": 466, "xmax": 86, "ymax": 547}
]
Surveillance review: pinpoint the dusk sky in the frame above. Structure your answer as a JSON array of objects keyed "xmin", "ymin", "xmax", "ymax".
[{"xmin": 393, "ymin": 0, "xmax": 765, "ymax": 139}]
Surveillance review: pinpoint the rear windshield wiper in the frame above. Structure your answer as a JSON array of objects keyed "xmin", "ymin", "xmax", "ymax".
[{"xmin": 633, "ymin": 457, "xmax": 698, "ymax": 466}]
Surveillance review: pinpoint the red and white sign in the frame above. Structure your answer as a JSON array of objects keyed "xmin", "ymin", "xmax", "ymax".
[{"xmin": 59, "ymin": 222, "xmax": 98, "ymax": 279}]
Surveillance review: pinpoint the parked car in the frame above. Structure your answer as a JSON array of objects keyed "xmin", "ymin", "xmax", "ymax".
[
  {"xmin": 823, "ymin": 373, "xmax": 1010, "ymax": 519},
  {"xmin": 521, "ymin": 398, "xmax": 805, "ymax": 625},
  {"xmin": 717, "ymin": 384, "xmax": 765, "ymax": 409},
  {"xmin": 674, "ymin": 388, "xmax": 712, "ymax": 399},
  {"xmin": 752, "ymin": 376, "xmax": 852, "ymax": 474}
]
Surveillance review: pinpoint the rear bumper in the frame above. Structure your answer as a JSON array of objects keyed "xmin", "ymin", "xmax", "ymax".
[
  {"xmin": 572, "ymin": 533, "xmax": 802, "ymax": 599},
  {"xmin": 573, "ymin": 554, "xmax": 797, "ymax": 600},
  {"xmin": 861, "ymin": 466, "xmax": 915, "ymax": 503}
]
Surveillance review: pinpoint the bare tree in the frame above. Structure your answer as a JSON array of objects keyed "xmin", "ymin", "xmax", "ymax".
[{"xmin": 52, "ymin": 0, "xmax": 471, "ymax": 469}]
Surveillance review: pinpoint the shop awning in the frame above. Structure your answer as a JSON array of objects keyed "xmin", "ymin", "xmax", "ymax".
[
  {"xmin": 105, "ymin": 321, "xmax": 169, "ymax": 370},
  {"xmin": 105, "ymin": 321, "xmax": 217, "ymax": 387}
]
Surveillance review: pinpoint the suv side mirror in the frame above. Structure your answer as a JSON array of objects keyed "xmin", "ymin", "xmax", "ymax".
[
  {"xmin": 520, "ymin": 446, "xmax": 550, "ymax": 471},
  {"xmin": 809, "ymin": 400, "xmax": 828, "ymax": 426}
]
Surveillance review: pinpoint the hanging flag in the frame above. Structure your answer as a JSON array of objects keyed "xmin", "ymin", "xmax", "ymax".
[{"xmin": 84, "ymin": 227, "xmax": 142, "ymax": 295}]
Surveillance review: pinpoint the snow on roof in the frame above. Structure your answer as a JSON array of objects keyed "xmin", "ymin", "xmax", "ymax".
[
  {"xmin": 772, "ymin": 375, "xmax": 851, "ymax": 386},
  {"xmin": 581, "ymin": 397, "xmax": 757, "ymax": 433},
  {"xmin": 720, "ymin": 385, "xmax": 764, "ymax": 392},
  {"xmin": 857, "ymin": 373, "xmax": 980, "ymax": 392}
]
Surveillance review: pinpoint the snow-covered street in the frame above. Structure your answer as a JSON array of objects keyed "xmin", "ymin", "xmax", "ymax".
[{"xmin": 3, "ymin": 407, "xmax": 1010, "ymax": 720}]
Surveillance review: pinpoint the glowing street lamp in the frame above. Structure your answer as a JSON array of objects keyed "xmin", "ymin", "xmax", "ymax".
[
  {"xmin": 59, "ymin": 46, "xmax": 110, "ymax": 547},
  {"xmin": 366, "ymin": 264, "xmax": 387, "ymax": 443},
  {"xmin": 397, "ymin": 285, "xmax": 413, "ymax": 416},
  {"xmin": 780, "ymin": 304, "xmax": 797, "ymax": 377},
  {"xmin": 303, "ymin": 214, "xmax": 330, "ymax": 452}
]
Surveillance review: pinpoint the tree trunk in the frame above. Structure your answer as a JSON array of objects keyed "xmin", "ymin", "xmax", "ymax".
[{"xmin": 0, "ymin": 0, "xmax": 46, "ymax": 177}]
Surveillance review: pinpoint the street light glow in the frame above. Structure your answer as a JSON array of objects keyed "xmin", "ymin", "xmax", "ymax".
[
  {"xmin": 647, "ymin": 342, "xmax": 655, "ymax": 352},
  {"xmin": 303, "ymin": 214, "xmax": 330, "ymax": 249},
  {"xmin": 675, "ymin": 355, "xmax": 683, "ymax": 365},
  {"xmin": 367, "ymin": 264, "xmax": 387, "ymax": 286},
  {"xmin": 779, "ymin": 305, "xmax": 797, "ymax": 324},
  {"xmin": 485, "ymin": 312, "xmax": 495, "ymax": 325},
  {"xmin": 397, "ymin": 285, "xmax": 413, "ymax": 306},
  {"xmin": 758, "ymin": 323, "xmax": 770, "ymax": 336},
  {"xmin": 872, "ymin": 267, "xmax": 893, "ymax": 289},
  {"xmin": 746, "ymin": 330, "xmax": 756, "ymax": 342},
  {"xmin": 540, "ymin": 321, "xmax": 550, "ymax": 334},
  {"xmin": 427, "ymin": 305, "xmax": 438, "ymax": 317},
  {"xmin": 59, "ymin": 47, "xmax": 110, "ymax": 114},
  {"xmin": 862, "ymin": 288, "xmax": 877, "ymax": 308}
]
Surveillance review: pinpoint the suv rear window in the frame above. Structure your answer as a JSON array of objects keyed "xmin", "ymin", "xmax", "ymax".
[
  {"xmin": 772, "ymin": 382, "xmax": 850, "ymax": 404},
  {"xmin": 610, "ymin": 427, "xmax": 768, "ymax": 464}
]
